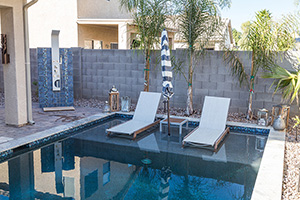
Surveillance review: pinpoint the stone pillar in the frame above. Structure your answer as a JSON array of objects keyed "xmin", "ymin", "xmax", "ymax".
[
  {"xmin": 1, "ymin": 6, "xmax": 28, "ymax": 126},
  {"xmin": 118, "ymin": 22, "xmax": 128, "ymax": 49}
]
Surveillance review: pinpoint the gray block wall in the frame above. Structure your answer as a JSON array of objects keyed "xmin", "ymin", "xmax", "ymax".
[
  {"xmin": 0, "ymin": 48, "xmax": 294, "ymax": 114},
  {"xmin": 74, "ymin": 48, "xmax": 286, "ymax": 113},
  {"xmin": 74, "ymin": 48, "xmax": 146, "ymax": 101}
]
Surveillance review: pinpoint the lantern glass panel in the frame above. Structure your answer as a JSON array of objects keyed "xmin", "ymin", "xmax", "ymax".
[{"xmin": 257, "ymin": 109, "xmax": 268, "ymax": 126}]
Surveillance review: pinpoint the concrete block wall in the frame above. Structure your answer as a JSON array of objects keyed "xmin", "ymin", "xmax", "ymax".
[
  {"xmin": 75, "ymin": 48, "xmax": 286, "ymax": 113},
  {"xmin": 0, "ymin": 48, "xmax": 292, "ymax": 114},
  {"xmin": 75, "ymin": 49, "xmax": 146, "ymax": 101}
]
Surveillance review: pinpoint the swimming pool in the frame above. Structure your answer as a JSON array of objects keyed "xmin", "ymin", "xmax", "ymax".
[{"xmin": 0, "ymin": 117, "xmax": 267, "ymax": 200}]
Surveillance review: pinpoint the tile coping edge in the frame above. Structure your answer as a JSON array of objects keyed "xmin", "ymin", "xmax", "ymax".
[{"xmin": 250, "ymin": 128, "xmax": 285, "ymax": 200}]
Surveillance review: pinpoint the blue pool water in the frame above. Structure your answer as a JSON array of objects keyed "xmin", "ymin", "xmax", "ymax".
[{"xmin": 0, "ymin": 117, "xmax": 267, "ymax": 200}]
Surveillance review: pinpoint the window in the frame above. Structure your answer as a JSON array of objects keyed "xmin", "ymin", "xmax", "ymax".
[
  {"xmin": 110, "ymin": 43, "xmax": 118, "ymax": 49},
  {"xmin": 84, "ymin": 40, "xmax": 103, "ymax": 49},
  {"xmin": 93, "ymin": 40, "xmax": 103, "ymax": 49},
  {"xmin": 84, "ymin": 40, "xmax": 93, "ymax": 49}
]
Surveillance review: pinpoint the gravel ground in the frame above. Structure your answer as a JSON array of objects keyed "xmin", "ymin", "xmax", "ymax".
[
  {"xmin": 0, "ymin": 93, "xmax": 297, "ymax": 199},
  {"xmin": 282, "ymin": 118, "xmax": 300, "ymax": 200}
]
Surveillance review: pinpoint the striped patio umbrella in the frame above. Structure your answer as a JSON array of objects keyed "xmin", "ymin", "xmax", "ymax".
[
  {"xmin": 161, "ymin": 29, "xmax": 173, "ymax": 136},
  {"xmin": 161, "ymin": 29, "xmax": 174, "ymax": 98}
]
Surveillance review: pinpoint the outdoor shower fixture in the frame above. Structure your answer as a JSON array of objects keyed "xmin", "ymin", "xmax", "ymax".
[
  {"xmin": 1, "ymin": 34, "xmax": 10, "ymax": 64},
  {"xmin": 51, "ymin": 30, "xmax": 61, "ymax": 91}
]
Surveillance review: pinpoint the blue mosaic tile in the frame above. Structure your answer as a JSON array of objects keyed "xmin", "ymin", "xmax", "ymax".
[
  {"xmin": 25, "ymin": 114, "xmax": 117, "ymax": 149},
  {"xmin": 188, "ymin": 121, "xmax": 199, "ymax": 127},
  {"xmin": 38, "ymin": 48, "xmax": 74, "ymax": 108},
  {"xmin": 115, "ymin": 113, "xmax": 133, "ymax": 119},
  {"xmin": 0, "ymin": 149, "xmax": 13, "ymax": 162},
  {"xmin": 227, "ymin": 125, "xmax": 269, "ymax": 136}
]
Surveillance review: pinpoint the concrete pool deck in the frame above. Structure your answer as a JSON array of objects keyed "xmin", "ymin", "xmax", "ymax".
[
  {"xmin": 0, "ymin": 102, "xmax": 100, "ymax": 143},
  {"xmin": 0, "ymin": 105, "xmax": 286, "ymax": 200}
]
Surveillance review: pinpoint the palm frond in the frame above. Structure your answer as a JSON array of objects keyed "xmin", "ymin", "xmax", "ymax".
[
  {"xmin": 223, "ymin": 50, "xmax": 249, "ymax": 87},
  {"xmin": 262, "ymin": 66, "xmax": 300, "ymax": 105}
]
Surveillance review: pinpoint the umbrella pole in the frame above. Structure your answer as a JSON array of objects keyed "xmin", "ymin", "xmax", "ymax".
[{"xmin": 168, "ymin": 97, "xmax": 170, "ymax": 136}]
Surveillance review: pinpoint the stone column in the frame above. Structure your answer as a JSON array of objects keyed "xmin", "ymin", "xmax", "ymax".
[{"xmin": 1, "ymin": 6, "xmax": 28, "ymax": 126}]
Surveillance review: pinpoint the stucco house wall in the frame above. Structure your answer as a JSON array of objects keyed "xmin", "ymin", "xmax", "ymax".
[
  {"xmin": 27, "ymin": 0, "xmax": 231, "ymax": 51},
  {"xmin": 28, "ymin": 0, "xmax": 78, "ymax": 48},
  {"xmin": 0, "ymin": 0, "xmax": 29, "ymax": 125},
  {"xmin": 77, "ymin": 0, "xmax": 131, "ymax": 19}
]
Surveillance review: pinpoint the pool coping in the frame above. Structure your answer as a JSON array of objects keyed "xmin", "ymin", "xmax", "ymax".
[
  {"xmin": 250, "ymin": 127, "xmax": 285, "ymax": 200},
  {"xmin": 0, "ymin": 112, "xmax": 285, "ymax": 200}
]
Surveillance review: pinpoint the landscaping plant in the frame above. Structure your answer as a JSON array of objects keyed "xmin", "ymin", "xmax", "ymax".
[
  {"xmin": 263, "ymin": 67, "xmax": 300, "ymax": 106},
  {"xmin": 120, "ymin": 0, "xmax": 170, "ymax": 92},
  {"xmin": 224, "ymin": 10, "xmax": 295, "ymax": 119},
  {"xmin": 173, "ymin": 0, "xmax": 230, "ymax": 115}
]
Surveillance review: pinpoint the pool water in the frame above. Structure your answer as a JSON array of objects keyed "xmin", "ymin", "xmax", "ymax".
[{"xmin": 0, "ymin": 118, "xmax": 267, "ymax": 200}]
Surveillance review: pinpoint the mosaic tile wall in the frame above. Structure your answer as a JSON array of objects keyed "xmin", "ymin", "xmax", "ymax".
[{"xmin": 38, "ymin": 48, "xmax": 74, "ymax": 108}]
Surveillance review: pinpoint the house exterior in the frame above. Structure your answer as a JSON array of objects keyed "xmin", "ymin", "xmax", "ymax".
[
  {"xmin": 28, "ymin": 0, "xmax": 232, "ymax": 50},
  {"xmin": 0, "ymin": 0, "xmax": 33, "ymax": 126},
  {"xmin": 173, "ymin": 18, "xmax": 234, "ymax": 50},
  {"xmin": 28, "ymin": 0, "xmax": 140, "ymax": 49}
]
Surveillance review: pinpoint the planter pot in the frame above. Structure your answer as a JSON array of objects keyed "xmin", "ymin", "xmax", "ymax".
[{"xmin": 273, "ymin": 115, "xmax": 286, "ymax": 131}]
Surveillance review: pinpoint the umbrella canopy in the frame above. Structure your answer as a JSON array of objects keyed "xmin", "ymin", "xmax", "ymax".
[{"xmin": 161, "ymin": 29, "xmax": 174, "ymax": 98}]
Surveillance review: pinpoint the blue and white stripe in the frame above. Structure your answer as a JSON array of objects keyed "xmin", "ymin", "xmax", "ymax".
[{"xmin": 161, "ymin": 29, "xmax": 174, "ymax": 98}]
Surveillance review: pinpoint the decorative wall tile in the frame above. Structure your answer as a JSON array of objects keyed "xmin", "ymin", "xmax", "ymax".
[
  {"xmin": 227, "ymin": 125, "xmax": 269, "ymax": 136},
  {"xmin": 38, "ymin": 48, "xmax": 74, "ymax": 108},
  {"xmin": 0, "ymin": 150, "xmax": 13, "ymax": 162}
]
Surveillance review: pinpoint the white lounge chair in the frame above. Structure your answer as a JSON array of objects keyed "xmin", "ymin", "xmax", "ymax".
[
  {"xmin": 106, "ymin": 92, "xmax": 161, "ymax": 139},
  {"xmin": 183, "ymin": 96, "xmax": 231, "ymax": 151}
]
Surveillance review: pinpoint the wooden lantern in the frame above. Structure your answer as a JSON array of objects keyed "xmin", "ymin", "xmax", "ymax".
[
  {"xmin": 109, "ymin": 86, "xmax": 119, "ymax": 112},
  {"xmin": 271, "ymin": 104, "xmax": 290, "ymax": 128}
]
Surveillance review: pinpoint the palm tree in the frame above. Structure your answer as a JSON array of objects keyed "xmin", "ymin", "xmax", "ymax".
[
  {"xmin": 232, "ymin": 28, "xmax": 241, "ymax": 46},
  {"xmin": 173, "ymin": 0, "xmax": 229, "ymax": 115},
  {"xmin": 224, "ymin": 10, "xmax": 295, "ymax": 119},
  {"xmin": 120, "ymin": 0, "xmax": 170, "ymax": 91}
]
